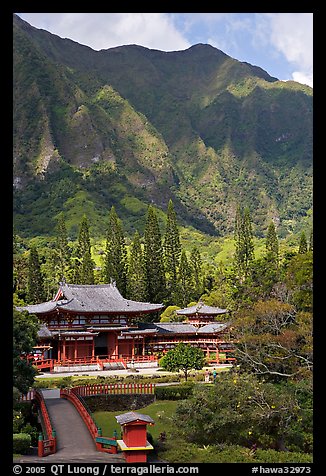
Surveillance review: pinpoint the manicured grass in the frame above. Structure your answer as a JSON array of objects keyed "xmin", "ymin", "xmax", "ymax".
[{"xmin": 93, "ymin": 400, "xmax": 178, "ymax": 441}]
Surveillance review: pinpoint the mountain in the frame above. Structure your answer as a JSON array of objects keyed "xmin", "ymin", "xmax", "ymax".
[{"xmin": 13, "ymin": 15, "xmax": 313, "ymax": 239}]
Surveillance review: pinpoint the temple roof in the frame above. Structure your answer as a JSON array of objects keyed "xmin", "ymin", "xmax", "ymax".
[
  {"xmin": 17, "ymin": 283, "xmax": 163, "ymax": 315},
  {"xmin": 176, "ymin": 301, "xmax": 229, "ymax": 316},
  {"xmin": 121, "ymin": 321, "xmax": 229, "ymax": 336}
]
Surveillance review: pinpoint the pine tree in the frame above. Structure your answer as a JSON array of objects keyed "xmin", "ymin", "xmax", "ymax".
[
  {"xmin": 298, "ymin": 232, "xmax": 308, "ymax": 254},
  {"xmin": 73, "ymin": 215, "xmax": 94, "ymax": 284},
  {"xmin": 27, "ymin": 247, "xmax": 46, "ymax": 304},
  {"xmin": 265, "ymin": 222, "xmax": 279, "ymax": 266},
  {"xmin": 190, "ymin": 246, "xmax": 203, "ymax": 300},
  {"xmin": 144, "ymin": 205, "xmax": 166, "ymax": 303},
  {"xmin": 176, "ymin": 250, "xmax": 194, "ymax": 307},
  {"xmin": 54, "ymin": 213, "xmax": 72, "ymax": 282},
  {"xmin": 234, "ymin": 205, "xmax": 255, "ymax": 279},
  {"xmin": 127, "ymin": 231, "xmax": 146, "ymax": 301},
  {"xmin": 103, "ymin": 206, "xmax": 127, "ymax": 295},
  {"xmin": 164, "ymin": 200, "xmax": 181, "ymax": 299},
  {"xmin": 308, "ymin": 230, "xmax": 313, "ymax": 252}
]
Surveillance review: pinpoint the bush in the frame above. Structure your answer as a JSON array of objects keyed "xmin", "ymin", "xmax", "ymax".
[
  {"xmin": 155, "ymin": 384, "xmax": 194, "ymax": 400},
  {"xmin": 13, "ymin": 433, "xmax": 31, "ymax": 455},
  {"xmin": 21, "ymin": 423, "xmax": 40, "ymax": 446},
  {"xmin": 161, "ymin": 440, "xmax": 313, "ymax": 463}
]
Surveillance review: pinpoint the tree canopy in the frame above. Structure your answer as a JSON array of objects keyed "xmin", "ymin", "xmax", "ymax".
[{"xmin": 160, "ymin": 343, "xmax": 206, "ymax": 381}]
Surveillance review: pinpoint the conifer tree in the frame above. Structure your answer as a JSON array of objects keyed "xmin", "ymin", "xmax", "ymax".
[
  {"xmin": 265, "ymin": 222, "xmax": 279, "ymax": 266},
  {"xmin": 144, "ymin": 205, "xmax": 166, "ymax": 303},
  {"xmin": 27, "ymin": 246, "xmax": 46, "ymax": 304},
  {"xmin": 164, "ymin": 200, "xmax": 181, "ymax": 298},
  {"xmin": 127, "ymin": 231, "xmax": 146, "ymax": 301},
  {"xmin": 298, "ymin": 231, "xmax": 308, "ymax": 254},
  {"xmin": 103, "ymin": 206, "xmax": 127, "ymax": 295},
  {"xmin": 54, "ymin": 213, "xmax": 72, "ymax": 282},
  {"xmin": 73, "ymin": 215, "xmax": 94, "ymax": 284},
  {"xmin": 234, "ymin": 205, "xmax": 255, "ymax": 279},
  {"xmin": 190, "ymin": 246, "xmax": 203, "ymax": 300},
  {"xmin": 308, "ymin": 230, "xmax": 313, "ymax": 252},
  {"xmin": 177, "ymin": 250, "xmax": 194, "ymax": 307}
]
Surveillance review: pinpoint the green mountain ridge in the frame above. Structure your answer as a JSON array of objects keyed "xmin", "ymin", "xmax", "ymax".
[{"xmin": 13, "ymin": 14, "xmax": 313, "ymax": 239}]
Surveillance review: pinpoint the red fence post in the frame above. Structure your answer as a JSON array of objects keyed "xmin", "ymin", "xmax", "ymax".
[{"xmin": 38, "ymin": 433, "xmax": 44, "ymax": 457}]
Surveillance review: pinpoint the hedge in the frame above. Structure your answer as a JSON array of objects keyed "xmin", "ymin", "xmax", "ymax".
[
  {"xmin": 154, "ymin": 384, "xmax": 194, "ymax": 400},
  {"xmin": 13, "ymin": 433, "xmax": 31, "ymax": 455}
]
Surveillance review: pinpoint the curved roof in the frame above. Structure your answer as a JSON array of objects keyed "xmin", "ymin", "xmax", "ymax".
[
  {"xmin": 17, "ymin": 283, "xmax": 163, "ymax": 315},
  {"xmin": 115, "ymin": 411, "xmax": 154, "ymax": 425},
  {"xmin": 121, "ymin": 321, "xmax": 229, "ymax": 336},
  {"xmin": 176, "ymin": 301, "xmax": 229, "ymax": 316}
]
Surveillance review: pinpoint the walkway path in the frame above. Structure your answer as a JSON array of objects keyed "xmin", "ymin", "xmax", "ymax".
[{"xmin": 14, "ymin": 389, "xmax": 124, "ymax": 463}]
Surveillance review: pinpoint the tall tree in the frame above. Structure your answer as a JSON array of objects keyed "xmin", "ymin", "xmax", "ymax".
[
  {"xmin": 298, "ymin": 231, "xmax": 308, "ymax": 254},
  {"xmin": 308, "ymin": 230, "xmax": 313, "ymax": 252},
  {"xmin": 27, "ymin": 246, "xmax": 45, "ymax": 304},
  {"xmin": 265, "ymin": 222, "xmax": 279, "ymax": 266},
  {"xmin": 234, "ymin": 205, "xmax": 255, "ymax": 279},
  {"xmin": 144, "ymin": 205, "xmax": 166, "ymax": 303},
  {"xmin": 103, "ymin": 206, "xmax": 127, "ymax": 295},
  {"xmin": 164, "ymin": 200, "xmax": 181, "ymax": 300},
  {"xmin": 73, "ymin": 215, "xmax": 94, "ymax": 284},
  {"xmin": 127, "ymin": 231, "xmax": 146, "ymax": 301},
  {"xmin": 190, "ymin": 246, "xmax": 203, "ymax": 300},
  {"xmin": 176, "ymin": 250, "xmax": 194, "ymax": 307},
  {"xmin": 54, "ymin": 212, "xmax": 72, "ymax": 282}
]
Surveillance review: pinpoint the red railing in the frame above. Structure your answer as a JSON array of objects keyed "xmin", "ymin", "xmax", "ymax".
[
  {"xmin": 33, "ymin": 390, "xmax": 56, "ymax": 457},
  {"xmin": 19, "ymin": 390, "xmax": 35, "ymax": 401},
  {"xmin": 60, "ymin": 388, "xmax": 118, "ymax": 453},
  {"xmin": 71, "ymin": 383, "xmax": 155, "ymax": 397},
  {"xmin": 29, "ymin": 354, "xmax": 158, "ymax": 371}
]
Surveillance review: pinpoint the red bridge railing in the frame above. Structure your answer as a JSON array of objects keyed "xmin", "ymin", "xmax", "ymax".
[
  {"xmin": 33, "ymin": 390, "xmax": 56, "ymax": 457},
  {"xmin": 60, "ymin": 387, "xmax": 118, "ymax": 453}
]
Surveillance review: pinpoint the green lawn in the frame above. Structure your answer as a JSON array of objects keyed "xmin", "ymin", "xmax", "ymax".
[{"xmin": 93, "ymin": 400, "xmax": 178, "ymax": 442}]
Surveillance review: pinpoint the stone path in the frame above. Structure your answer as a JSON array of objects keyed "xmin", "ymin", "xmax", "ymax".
[{"xmin": 14, "ymin": 390, "xmax": 125, "ymax": 463}]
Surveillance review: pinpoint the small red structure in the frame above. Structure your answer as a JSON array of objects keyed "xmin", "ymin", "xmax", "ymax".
[{"xmin": 115, "ymin": 411, "xmax": 154, "ymax": 463}]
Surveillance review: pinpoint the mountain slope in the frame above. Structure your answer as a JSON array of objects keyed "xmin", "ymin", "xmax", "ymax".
[{"xmin": 13, "ymin": 15, "xmax": 313, "ymax": 239}]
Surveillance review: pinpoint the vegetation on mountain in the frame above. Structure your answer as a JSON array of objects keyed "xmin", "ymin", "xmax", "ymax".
[
  {"xmin": 12, "ymin": 15, "xmax": 313, "ymax": 462},
  {"xmin": 13, "ymin": 14, "xmax": 312, "ymax": 241}
]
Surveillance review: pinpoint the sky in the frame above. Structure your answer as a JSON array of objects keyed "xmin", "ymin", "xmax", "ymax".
[{"xmin": 16, "ymin": 13, "xmax": 313, "ymax": 87}]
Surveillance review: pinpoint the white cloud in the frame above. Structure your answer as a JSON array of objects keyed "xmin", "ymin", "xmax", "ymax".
[
  {"xmin": 18, "ymin": 13, "xmax": 190, "ymax": 51},
  {"xmin": 292, "ymin": 71, "xmax": 313, "ymax": 88},
  {"xmin": 263, "ymin": 13, "xmax": 313, "ymax": 87}
]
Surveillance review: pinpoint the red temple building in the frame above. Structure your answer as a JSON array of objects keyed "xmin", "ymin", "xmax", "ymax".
[{"xmin": 17, "ymin": 283, "xmax": 234, "ymax": 371}]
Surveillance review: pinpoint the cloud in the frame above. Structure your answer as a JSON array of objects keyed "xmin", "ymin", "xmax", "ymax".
[
  {"xmin": 291, "ymin": 71, "xmax": 313, "ymax": 88},
  {"xmin": 18, "ymin": 13, "xmax": 190, "ymax": 51},
  {"xmin": 263, "ymin": 13, "xmax": 313, "ymax": 87}
]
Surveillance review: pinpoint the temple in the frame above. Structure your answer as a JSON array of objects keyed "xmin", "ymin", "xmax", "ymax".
[{"xmin": 17, "ymin": 283, "xmax": 235, "ymax": 371}]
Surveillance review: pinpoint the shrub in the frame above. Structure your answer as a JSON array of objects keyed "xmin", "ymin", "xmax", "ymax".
[
  {"xmin": 58, "ymin": 376, "xmax": 73, "ymax": 388},
  {"xmin": 155, "ymin": 384, "xmax": 194, "ymax": 400},
  {"xmin": 13, "ymin": 433, "xmax": 31, "ymax": 455},
  {"xmin": 21, "ymin": 423, "xmax": 40, "ymax": 446}
]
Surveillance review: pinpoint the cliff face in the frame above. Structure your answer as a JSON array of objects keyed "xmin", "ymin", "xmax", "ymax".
[{"xmin": 13, "ymin": 15, "xmax": 313, "ymax": 238}]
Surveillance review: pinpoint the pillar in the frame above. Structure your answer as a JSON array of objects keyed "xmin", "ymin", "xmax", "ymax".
[
  {"xmin": 38, "ymin": 433, "xmax": 44, "ymax": 457},
  {"xmin": 115, "ymin": 334, "xmax": 119, "ymax": 359},
  {"xmin": 74, "ymin": 339, "xmax": 77, "ymax": 360},
  {"xmin": 62, "ymin": 339, "xmax": 66, "ymax": 361},
  {"xmin": 142, "ymin": 337, "xmax": 145, "ymax": 356},
  {"xmin": 92, "ymin": 338, "xmax": 95, "ymax": 359},
  {"xmin": 215, "ymin": 344, "xmax": 219, "ymax": 364}
]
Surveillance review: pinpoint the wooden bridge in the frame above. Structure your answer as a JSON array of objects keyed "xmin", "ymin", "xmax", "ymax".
[{"xmin": 16, "ymin": 384, "xmax": 155, "ymax": 462}]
